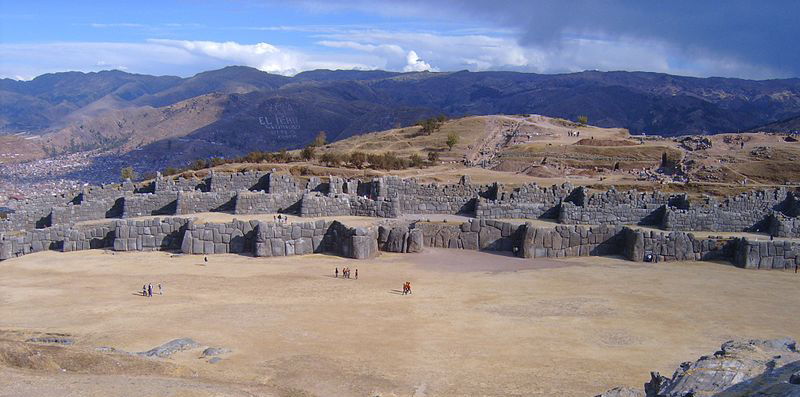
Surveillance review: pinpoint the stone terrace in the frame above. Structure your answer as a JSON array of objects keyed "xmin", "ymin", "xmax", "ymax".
[{"xmin": 1, "ymin": 170, "xmax": 798, "ymax": 269}]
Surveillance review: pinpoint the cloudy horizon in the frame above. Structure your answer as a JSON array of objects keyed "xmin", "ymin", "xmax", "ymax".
[{"xmin": 1, "ymin": 0, "xmax": 797, "ymax": 81}]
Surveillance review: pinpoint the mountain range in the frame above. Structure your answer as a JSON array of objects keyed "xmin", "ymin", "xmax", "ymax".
[{"xmin": 2, "ymin": 66, "xmax": 800, "ymax": 167}]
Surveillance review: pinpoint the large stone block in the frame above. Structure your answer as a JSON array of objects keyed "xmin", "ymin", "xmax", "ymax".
[
  {"xmin": 271, "ymin": 238, "xmax": 285, "ymax": 256},
  {"xmin": 254, "ymin": 241, "xmax": 272, "ymax": 257},
  {"xmin": 478, "ymin": 226, "xmax": 502, "ymax": 250},
  {"xmin": 203, "ymin": 241, "xmax": 215, "ymax": 255},
  {"xmin": 407, "ymin": 229, "xmax": 423, "ymax": 253},
  {"xmin": 0, "ymin": 241, "xmax": 13, "ymax": 260},
  {"xmin": 351, "ymin": 235, "xmax": 377, "ymax": 259},
  {"xmin": 461, "ymin": 232, "xmax": 479, "ymax": 250},
  {"xmin": 192, "ymin": 238, "xmax": 203, "ymax": 255},
  {"xmin": 383, "ymin": 227, "xmax": 407, "ymax": 252},
  {"xmin": 180, "ymin": 232, "xmax": 192, "ymax": 253}
]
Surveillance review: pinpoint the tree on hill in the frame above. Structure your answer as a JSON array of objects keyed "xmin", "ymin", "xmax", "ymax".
[
  {"xmin": 301, "ymin": 145, "xmax": 316, "ymax": 161},
  {"xmin": 349, "ymin": 151, "xmax": 367, "ymax": 168},
  {"xmin": 446, "ymin": 131, "xmax": 459, "ymax": 151},
  {"xmin": 409, "ymin": 153, "xmax": 424, "ymax": 168},
  {"xmin": 210, "ymin": 157, "xmax": 226, "ymax": 167},
  {"xmin": 313, "ymin": 131, "xmax": 327, "ymax": 147},
  {"xmin": 191, "ymin": 159, "xmax": 208, "ymax": 170},
  {"xmin": 577, "ymin": 115, "xmax": 588, "ymax": 125},
  {"xmin": 417, "ymin": 117, "xmax": 443, "ymax": 135},
  {"xmin": 120, "ymin": 166, "xmax": 137, "ymax": 181},
  {"xmin": 320, "ymin": 152, "xmax": 344, "ymax": 167}
]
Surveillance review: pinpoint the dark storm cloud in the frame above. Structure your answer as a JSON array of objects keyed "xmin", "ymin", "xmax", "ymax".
[{"xmin": 431, "ymin": 0, "xmax": 800, "ymax": 78}]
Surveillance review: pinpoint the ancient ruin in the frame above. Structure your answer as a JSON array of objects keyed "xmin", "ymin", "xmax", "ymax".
[{"xmin": 1, "ymin": 170, "xmax": 798, "ymax": 270}]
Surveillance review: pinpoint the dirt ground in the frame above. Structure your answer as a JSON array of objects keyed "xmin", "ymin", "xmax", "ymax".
[{"xmin": 0, "ymin": 249, "xmax": 798, "ymax": 397}]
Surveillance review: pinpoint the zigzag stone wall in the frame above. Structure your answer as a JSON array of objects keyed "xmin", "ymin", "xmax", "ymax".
[
  {"xmin": 769, "ymin": 213, "xmax": 800, "ymax": 238},
  {"xmin": 180, "ymin": 219, "xmax": 257, "ymax": 255},
  {"xmin": 558, "ymin": 202, "xmax": 666, "ymax": 226},
  {"xmin": 176, "ymin": 191, "xmax": 237, "ymax": 214},
  {"xmin": 252, "ymin": 220, "xmax": 329, "ymax": 257},
  {"xmin": 112, "ymin": 218, "xmax": 190, "ymax": 252},
  {"xmin": 3, "ymin": 170, "xmax": 799, "ymax": 266},
  {"xmin": 300, "ymin": 193, "xmax": 351, "ymax": 217},
  {"xmin": 121, "ymin": 192, "xmax": 178, "ymax": 218},
  {"xmin": 0, "ymin": 222, "xmax": 116, "ymax": 260},
  {"xmin": 733, "ymin": 238, "xmax": 800, "ymax": 270},
  {"xmin": 233, "ymin": 191, "xmax": 303, "ymax": 215}
]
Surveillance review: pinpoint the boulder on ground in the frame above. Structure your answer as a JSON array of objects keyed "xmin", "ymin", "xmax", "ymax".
[
  {"xmin": 201, "ymin": 347, "xmax": 231, "ymax": 357},
  {"xmin": 136, "ymin": 338, "xmax": 200, "ymax": 358}
]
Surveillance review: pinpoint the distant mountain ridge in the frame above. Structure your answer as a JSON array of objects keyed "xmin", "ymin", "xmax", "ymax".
[{"xmin": 2, "ymin": 66, "xmax": 800, "ymax": 166}]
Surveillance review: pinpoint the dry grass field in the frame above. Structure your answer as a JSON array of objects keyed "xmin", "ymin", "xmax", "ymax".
[
  {"xmin": 160, "ymin": 114, "xmax": 799, "ymax": 199},
  {"xmin": 1, "ymin": 249, "xmax": 797, "ymax": 397}
]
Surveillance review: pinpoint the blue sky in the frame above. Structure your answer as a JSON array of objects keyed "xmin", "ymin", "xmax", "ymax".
[{"xmin": 1, "ymin": 0, "xmax": 797, "ymax": 80}]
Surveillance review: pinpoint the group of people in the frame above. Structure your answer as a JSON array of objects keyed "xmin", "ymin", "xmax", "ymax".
[
  {"xmin": 332, "ymin": 268, "xmax": 415, "ymax": 295},
  {"xmin": 335, "ymin": 267, "xmax": 357, "ymax": 279},
  {"xmin": 567, "ymin": 130, "xmax": 581, "ymax": 137},
  {"xmin": 142, "ymin": 283, "xmax": 162, "ymax": 297},
  {"xmin": 273, "ymin": 214, "xmax": 289, "ymax": 224}
]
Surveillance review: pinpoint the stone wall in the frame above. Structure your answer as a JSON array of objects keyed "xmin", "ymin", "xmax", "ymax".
[
  {"xmin": 176, "ymin": 191, "xmax": 237, "ymax": 215},
  {"xmin": 62, "ymin": 223, "xmax": 116, "ymax": 252},
  {"xmin": 112, "ymin": 218, "xmax": 191, "ymax": 252},
  {"xmin": 155, "ymin": 174, "xmax": 210, "ymax": 192},
  {"xmin": 499, "ymin": 182, "xmax": 576, "ymax": 204},
  {"xmin": 0, "ymin": 206, "xmax": 53, "ymax": 232},
  {"xmin": 661, "ymin": 207, "xmax": 770, "ymax": 233},
  {"xmin": 662, "ymin": 188, "xmax": 795, "ymax": 233},
  {"xmin": 0, "ymin": 222, "xmax": 115, "ymax": 260},
  {"xmin": 380, "ymin": 176, "xmax": 493, "ymax": 215},
  {"xmin": 323, "ymin": 221, "xmax": 379, "ymax": 259},
  {"xmin": 209, "ymin": 170, "xmax": 270, "ymax": 192},
  {"xmin": 733, "ymin": 238, "xmax": 800, "ymax": 270},
  {"xmin": 416, "ymin": 219, "xmax": 520, "ymax": 251},
  {"xmin": 349, "ymin": 196, "xmax": 399, "ymax": 218},
  {"xmin": 180, "ymin": 219, "xmax": 257, "ymax": 255},
  {"xmin": 519, "ymin": 224, "xmax": 624, "ymax": 258},
  {"xmin": 300, "ymin": 193, "xmax": 351, "ymax": 217},
  {"xmin": 267, "ymin": 173, "xmax": 302, "ymax": 194},
  {"xmin": 252, "ymin": 220, "xmax": 328, "ymax": 257},
  {"xmin": 475, "ymin": 199, "xmax": 552, "ymax": 220},
  {"xmin": 622, "ymin": 228, "xmax": 734, "ymax": 263},
  {"xmin": 121, "ymin": 192, "xmax": 179, "ymax": 218},
  {"xmin": 769, "ymin": 213, "xmax": 800, "ymax": 238},
  {"xmin": 233, "ymin": 191, "xmax": 302, "ymax": 215},
  {"xmin": 377, "ymin": 223, "xmax": 423, "ymax": 253},
  {"xmin": 51, "ymin": 198, "xmax": 121, "ymax": 225},
  {"xmin": 558, "ymin": 202, "xmax": 666, "ymax": 226}
]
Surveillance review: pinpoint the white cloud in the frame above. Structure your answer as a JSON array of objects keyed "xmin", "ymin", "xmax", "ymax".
[
  {"xmin": 0, "ymin": 31, "xmax": 783, "ymax": 80},
  {"xmin": 89, "ymin": 22, "xmax": 147, "ymax": 29},
  {"xmin": 403, "ymin": 50, "xmax": 434, "ymax": 72}
]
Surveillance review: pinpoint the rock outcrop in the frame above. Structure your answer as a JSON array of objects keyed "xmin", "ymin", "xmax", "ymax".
[{"xmin": 598, "ymin": 338, "xmax": 800, "ymax": 397}]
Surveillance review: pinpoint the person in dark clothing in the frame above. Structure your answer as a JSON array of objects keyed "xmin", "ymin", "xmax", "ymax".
[
  {"xmin": 355, "ymin": 269, "xmax": 358, "ymax": 279},
  {"xmin": 142, "ymin": 285, "xmax": 147, "ymax": 297},
  {"xmin": 147, "ymin": 284, "xmax": 152, "ymax": 297},
  {"xmin": 335, "ymin": 267, "xmax": 339, "ymax": 278}
]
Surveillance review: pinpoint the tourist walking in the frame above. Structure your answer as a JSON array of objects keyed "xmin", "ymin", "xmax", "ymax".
[
  {"xmin": 147, "ymin": 283, "xmax": 153, "ymax": 297},
  {"xmin": 142, "ymin": 284, "xmax": 147, "ymax": 297},
  {"xmin": 158, "ymin": 283, "xmax": 163, "ymax": 295},
  {"xmin": 355, "ymin": 269, "xmax": 358, "ymax": 279},
  {"xmin": 335, "ymin": 267, "xmax": 339, "ymax": 278}
]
